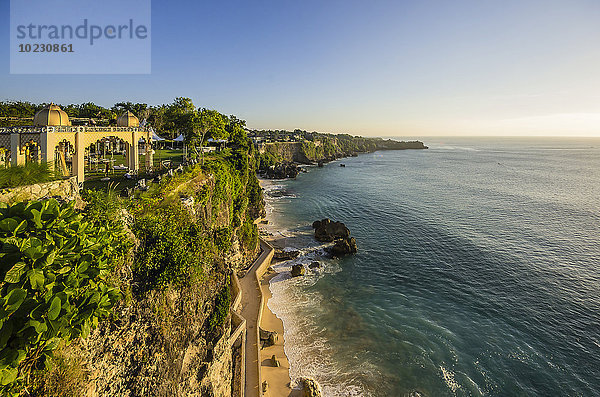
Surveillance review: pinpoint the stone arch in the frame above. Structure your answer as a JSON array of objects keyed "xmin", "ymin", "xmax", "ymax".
[
  {"xmin": 23, "ymin": 140, "xmax": 41, "ymax": 163},
  {"xmin": 85, "ymin": 135, "xmax": 130, "ymax": 175}
]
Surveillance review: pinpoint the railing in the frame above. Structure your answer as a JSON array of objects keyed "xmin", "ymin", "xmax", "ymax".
[
  {"xmin": 0, "ymin": 126, "xmax": 151, "ymax": 134},
  {"xmin": 230, "ymin": 272, "xmax": 247, "ymax": 397},
  {"xmin": 252, "ymin": 239, "xmax": 275, "ymax": 396}
]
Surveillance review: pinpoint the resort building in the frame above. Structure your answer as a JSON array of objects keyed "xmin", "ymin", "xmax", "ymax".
[{"xmin": 0, "ymin": 104, "xmax": 153, "ymax": 185}]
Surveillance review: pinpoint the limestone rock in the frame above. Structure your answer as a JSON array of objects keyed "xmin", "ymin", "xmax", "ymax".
[
  {"xmin": 328, "ymin": 237, "xmax": 358, "ymax": 258},
  {"xmin": 262, "ymin": 162, "xmax": 299, "ymax": 179},
  {"xmin": 312, "ymin": 218, "xmax": 350, "ymax": 242},
  {"xmin": 308, "ymin": 261, "xmax": 321, "ymax": 269},
  {"xmin": 259, "ymin": 328, "xmax": 277, "ymax": 348},
  {"xmin": 270, "ymin": 354, "xmax": 280, "ymax": 367},
  {"xmin": 313, "ymin": 218, "xmax": 358, "ymax": 257},
  {"xmin": 300, "ymin": 377, "xmax": 323, "ymax": 397},
  {"xmin": 291, "ymin": 264, "xmax": 305, "ymax": 277},
  {"xmin": 274, "ymin": 249, "xmax": 300, "ymax": 261}
]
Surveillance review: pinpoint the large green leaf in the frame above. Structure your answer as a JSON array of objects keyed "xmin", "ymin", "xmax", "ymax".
[
  {"xmin": 48, "ymin": 297, "xmax": 61, "ymax": 321},
  {"xmin": 0, "ymin": 367, "xmax": 18, "ymax": 386},
  {"xmin": 28, "ymin": 269, "xmax": 44, "ymax": 291},
  {"xmin": 40, "ymin": 249, "xmax": 57, "ymax": 267},
  {"xmin": 22, "ymin": 238, "xmax": 45, "ymax": 260},
  {"xmin": 3, "ymin": 263, "xmax": 27, "ymax": 284},
  {"xmin": 26, "ymin": 319, "xmax": 47, "ymax": 335},
  {"xmin": 0, "ymin": 219, "xmax": 18, "ymax": 234},
  {"xmin": 4, "ymin": 289, "xmax": 26, "ymax": 313},
  {"xmin": 29, "ymin": 209, "xmax": 43, "ymax": 229},
  {"xmin": 12, "ymin": 220, "xmax": 27, "ymax": 235},
  {"xmin": 0, "ymin": 321, "xmax": 13, "ymax": 348}
]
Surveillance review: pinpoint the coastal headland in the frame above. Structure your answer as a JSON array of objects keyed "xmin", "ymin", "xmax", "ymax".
[
  {"xmin": 251, "ymin": 129, "xmax": 427, "ymax": 178},
  {"xmin": 0, "ymin": 99, "xmax": 427, "ymax": 396}
]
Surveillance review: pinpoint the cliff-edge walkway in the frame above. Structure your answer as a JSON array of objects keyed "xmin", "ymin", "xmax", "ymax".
[{"xmin": 239, "ymin": 238, "xmax": 274, "ymax": 397}]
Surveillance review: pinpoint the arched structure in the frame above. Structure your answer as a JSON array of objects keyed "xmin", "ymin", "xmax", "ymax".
[
  {"xmin": 117, "ymin": 111, "xmax": 140, "ymax": 127},
  {"xmin": 0, "ymin": 106, "xmax": 152, "ymax": 185},
  {"xmin": 34, "ymin": 103, "xmax": 71, "ymax": 127}
]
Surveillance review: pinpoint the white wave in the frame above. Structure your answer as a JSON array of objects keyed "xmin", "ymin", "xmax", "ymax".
[
  {"xmin": 268, "ymin": 249, "xmax": 370, "ymax": 396},
  {"xmin": 440, "ymin": 365, "xmax": 461, "ymax": 394},
  {"xmin": 262, "ymin": 183, "xmax": 369, "ymax": 396}
]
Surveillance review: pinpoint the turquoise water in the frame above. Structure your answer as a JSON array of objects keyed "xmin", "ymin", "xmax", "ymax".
[{"xmin": 263, "ymin": 137, "xmax": 600, "ymax": 396}]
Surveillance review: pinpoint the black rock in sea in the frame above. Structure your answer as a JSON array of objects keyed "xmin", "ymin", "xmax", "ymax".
[
  {"xmin": 309, "ymin": 261, "xmax": 321, "ymax": 269},
  {"xmin": 312, "ymin": 218, "xmax": 358, "ymax": 257},
  {"xmin": 312, "ymin": 218, "xmax": 350, "ymax": 242},
  {"xmin": 291, "ymin": 264, "xmax": 305, "ymax": 277}
]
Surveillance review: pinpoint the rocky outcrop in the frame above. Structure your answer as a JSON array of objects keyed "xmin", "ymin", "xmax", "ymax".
[
  {"xmin": 260, "ymin": 138, "xmax": 427, "ymax": 168},
  {"xmin": 259, "ymin": 328, "xmax": 278, "ymax": 349},
  {"xmin": 291, "ymin": 264, "xmax": 305, "ymax": 277},
  {"xmin": 377, "ymin": 139, "xmax": 428, "ymax": 150},
  {"xmin": 274, "ymin": 249, "xmax": 300, "ymax": 261},
  {"xmin": 312, "ymin": 218, "xmax": 358, "ymax": 257},
  {"xmin": 309, "ymin": 261, "xmax": 321, "ymax": 269},
  {"xmin": 262, "ymin": 162, "xmax": 299, "ymax": 179},
  {"xmin": 300, "ymin": 377, "xmax": 323, "ymax": 397},
  {"xmin": 312, "ymin": 219, "xmax": 350, "ymax": 242},
  {"xmin": 329, "ymin": 237, "xmax": 358, "ymax": 257}
]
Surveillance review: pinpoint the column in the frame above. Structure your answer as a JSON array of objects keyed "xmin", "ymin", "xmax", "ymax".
[
  {"xmin": 39, "ymin": 131, "xmax": 51, "ymax": 169},
  {"xmin": 10, "ymin": 133, "xmax": 25, "ymax": 166},
  {"xmin": 73, "ymin": 130, "xmax": 85, "ymax": 185},
  {"xmin": 145, "ymin": 136, "xmax": 153, "ymax": 172},
  {"xmin": 129, "ymin": 132, "xmax": 139, "ymax": 172},
  {"xmin": 125, "ymin": 142, "xmax": 131, "ymax": 170}
]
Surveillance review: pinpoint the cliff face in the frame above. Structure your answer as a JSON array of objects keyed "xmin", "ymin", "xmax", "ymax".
[
  {"xmin": 261, "ymin": 138, "xmax": 427, "ymax": 165},
  {"xmin": 30, "ymin": 159, "xmax": 262, "ymax": 397}
]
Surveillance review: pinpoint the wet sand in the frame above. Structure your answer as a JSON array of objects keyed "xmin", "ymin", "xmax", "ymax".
[{"xmin": 259, "ymin": 269, "xmax": 302, "ymax": 396}]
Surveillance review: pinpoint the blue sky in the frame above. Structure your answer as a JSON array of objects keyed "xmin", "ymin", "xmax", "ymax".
[{"xmin": 2, "ymin": 0, "xmax": 599, "ymax": 136}]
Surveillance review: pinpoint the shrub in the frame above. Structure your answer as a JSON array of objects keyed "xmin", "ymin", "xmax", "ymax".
[
  {"xmin": 208, "ymin": 286, "xmax": 230, "ymax": 330},
  {"xmin": 0, "ymin": 162, "xmax": 61, "ymax": 189},
  {"xmin": 0, "ymin": 199, "xmax": 124, "ymax": 395},
  {"xmin": 238, "ymin": 220, "xmax": 258, "ymax": 252}
]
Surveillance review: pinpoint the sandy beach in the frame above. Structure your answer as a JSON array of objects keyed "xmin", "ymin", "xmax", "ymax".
[
  {"xmin": 259, "ymin": 268, "xmax": 302, "ymax": 397},
  {"xmin": 258, "ymin": 178, "xmax": 301, "ymax": 397}
]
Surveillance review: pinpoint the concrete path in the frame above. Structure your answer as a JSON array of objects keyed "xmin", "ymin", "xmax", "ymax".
[{"xmin": 239, "ymin": 239, "xmax": 274, "ymax": 397}]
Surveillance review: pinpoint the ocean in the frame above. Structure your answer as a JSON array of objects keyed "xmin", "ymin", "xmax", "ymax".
[{"xmin": 262, "ymin": 137, "xmax": 600, "ymax": 396}]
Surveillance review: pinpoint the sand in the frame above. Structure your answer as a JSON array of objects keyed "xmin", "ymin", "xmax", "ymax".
[
  {"xmin": 259, "ymin": 268, "xmax": 303, "ymax": 397},
  {"xmin": 258, "ymin": 178, "xmax": 302, "ymax": 396}
]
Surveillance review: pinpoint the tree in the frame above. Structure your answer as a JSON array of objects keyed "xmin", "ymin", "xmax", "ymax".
[
  {"xmin": 163, "ymin": 98, "xmax": 196, "ymax": 140},
  {"xmin": 187, "ymin": 108, "xmax": 226, "ymax": 166},
  {"xmin": 111, "ymin": 102, "xmax": 148, "ymax": 120}
]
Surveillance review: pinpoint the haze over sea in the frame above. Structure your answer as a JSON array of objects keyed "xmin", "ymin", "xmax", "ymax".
[{"xmin": 263, "ymin": 137, "xmax": 600, "ymax": 396}]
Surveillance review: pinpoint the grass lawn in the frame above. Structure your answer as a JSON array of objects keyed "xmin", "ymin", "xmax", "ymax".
[{"xmin": 83, "ymin": 148, "xmax": 184, "ymax": 191}]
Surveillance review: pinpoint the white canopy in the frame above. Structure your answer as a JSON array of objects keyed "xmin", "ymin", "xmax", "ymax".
[
  {"xmin": 174, "ymin": 134, "xmax": 185, "ymax": 142},
  {"xmin": 152, "ymin": 131, "xmax": 165, "ymax": 141}
]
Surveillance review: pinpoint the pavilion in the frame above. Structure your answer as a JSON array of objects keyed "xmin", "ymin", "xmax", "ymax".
[{"xmin": 0, "ymin": 104, "xmax": 153, "ymax": 185}]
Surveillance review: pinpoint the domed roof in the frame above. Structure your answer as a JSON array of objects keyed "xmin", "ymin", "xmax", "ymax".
[
  {"xmin": 117, "ymin": 111, "xmax": 140, "ymax": 127},
  {"xmin": 33, "ymin": 103, "xmax": 71, "ymax": 126}
]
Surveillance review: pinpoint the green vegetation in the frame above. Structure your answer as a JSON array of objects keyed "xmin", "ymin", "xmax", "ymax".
[
  {"xmin": 208, "ymin": 286, "xmax": 231, "ymax": 330},
  {"xmin": 0, "ymin": 102, "xmax": 264, "ymax": 395},
  {"xmin": 257, "ymin": 150, "xmax": 282, "ymax": 170},
  {"xmin": 0, "ymin": 162, "xmax": 62, "ymax": 189},
  {"xmin": 131, "ymin": 201, "xmax": 211, "ymax": 291},
  {"xmin": 0, "ymin": 199, "xmax": 127, "ymax": 395}
]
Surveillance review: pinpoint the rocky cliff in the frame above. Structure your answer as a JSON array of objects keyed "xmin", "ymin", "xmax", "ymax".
[
  {"xmin": 28, "ymin": 155, "xmax": 263, "ymax": 397},
  {"xmin": 259, "ymin": 136, "xmax": 427, "ymax": 168}
]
